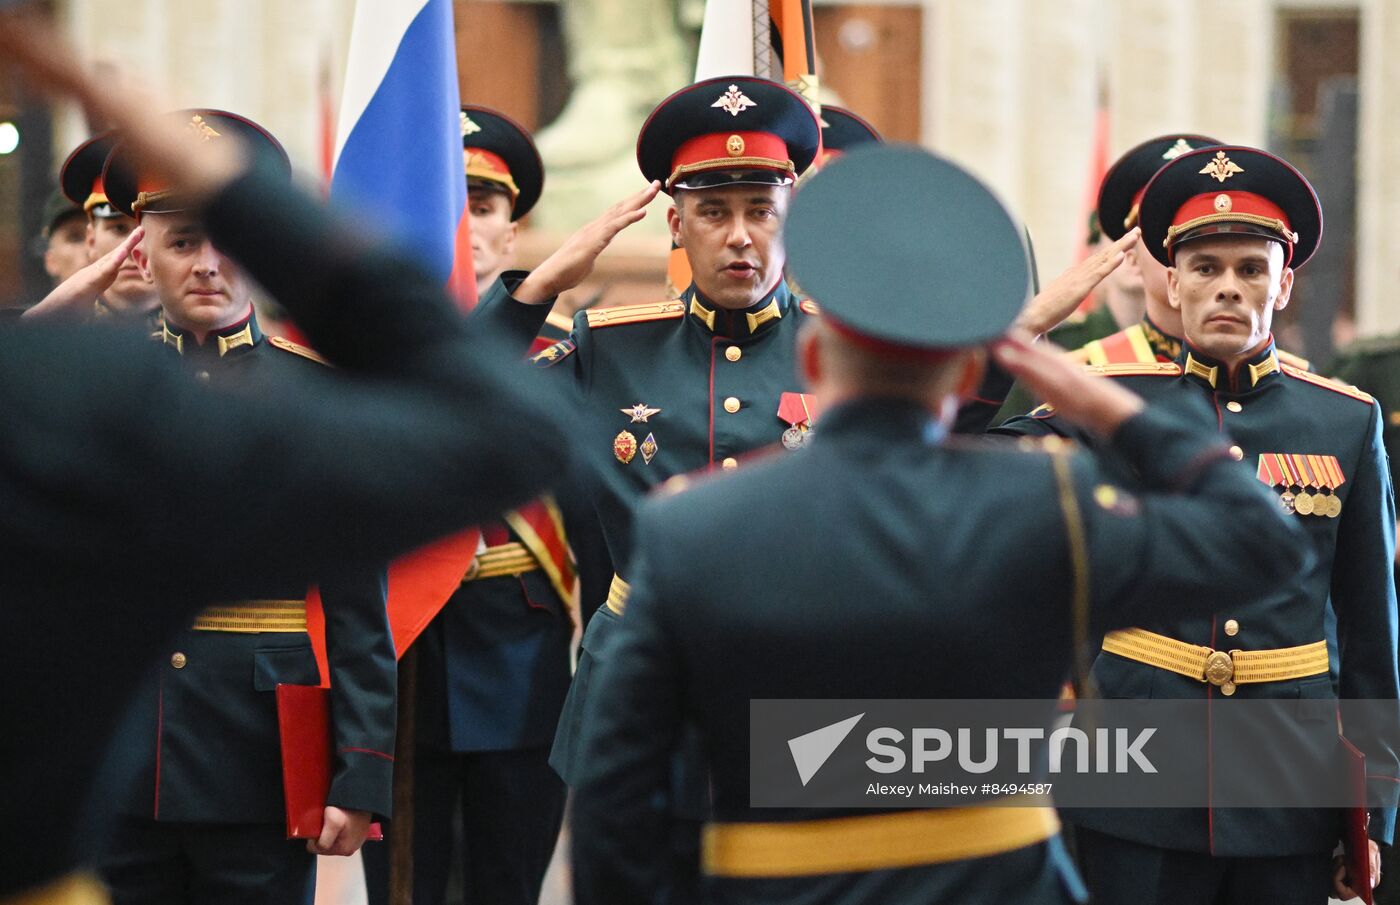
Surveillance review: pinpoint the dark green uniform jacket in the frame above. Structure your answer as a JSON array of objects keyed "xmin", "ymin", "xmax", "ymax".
[
  {"xmin": 109, "ymin": 315, "xmax": 396, "ymax": 823},
  {"xmin": 570, "ymin": 396, "xmax": 1311, "ymax": 905},
  {"xmin": 997, "ymin": 340, "xmax": 1400, "ymax": 856}
]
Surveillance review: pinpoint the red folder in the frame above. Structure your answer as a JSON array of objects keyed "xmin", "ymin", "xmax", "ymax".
[
  {"xmin": 276, "ymin": 684, "xmax": 383, "ymax": 842},
  {"xmin": 1339, "ymin": 734, "xmax": 1374, "ymax": 905}
]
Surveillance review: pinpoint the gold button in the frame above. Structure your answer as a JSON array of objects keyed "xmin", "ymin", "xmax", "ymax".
[
  {"xmin": 170, "ymin": 652, "xmax": 187, "ymax": 669},
  {"xmin": 725, "ymin": 346, "xmax": 742, "ymax": 362},
  {"xmin": 1226, "ymin": 401, "xmax": 1242, "ymax": 413},
  {"xmin": 723, "ymin": 396, "xmax": 741, "ymax": 413},
  {"xmin": 721, "ymin": 457, "xmax": 738, "ymax": 469},
  {"xmin": 1224, "ymin": 619, "xmax": 1240, "ymax": 637},
  {"xmin": 195, "ymin": 371, "xmax": 210, "ymax": 382},
  {"xmin": 1229, "ymin": 445, "xmax": 1244, "ymax": 461}
]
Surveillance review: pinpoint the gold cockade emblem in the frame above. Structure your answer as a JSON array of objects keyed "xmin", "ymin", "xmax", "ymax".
[
  {"xmin": 1161, "ymin": 138, "xmax": 1195, "ymax": 160},
  {"xmin": 461, "ymin": 112, "xmax": 482, "ymax": 138},
  {"xmin": 187, "ymin": 115, "xmax": 221, "ymax": 140}
]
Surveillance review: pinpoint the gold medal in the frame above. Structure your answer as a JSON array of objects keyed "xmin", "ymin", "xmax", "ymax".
[
  {"xmin": 1325, "ymin": 494, "xmax": 1342, "ymax": 518},
  {"xmin": 1280, "ymin": 491, "xmax": 1295, "ymax": 514},
  {"xmin": 1293, "ymin": 490, "xmax": 1314, "ymax": 516}
]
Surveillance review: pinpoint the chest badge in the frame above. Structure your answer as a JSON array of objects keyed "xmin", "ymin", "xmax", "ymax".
[
  {"xmin": 778, "ymin": 392, "xmax": 818, "ymax": 449},
  {"xmin": 640, "ymin": 432, "xmax": 659, "ymax": 465},
  {"xmin": 1256, "ymin": 453, "xmax": 1346, "ymax": 518},
  {"xmin": 614, "ymin": 431, "xmax": 638, "ymax": 464},
  {"xmin": 622, "ymin": 403, "xmax": 662, "ymax": 423}
]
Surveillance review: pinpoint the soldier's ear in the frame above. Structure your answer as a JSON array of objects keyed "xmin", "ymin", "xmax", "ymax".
[
  {"xmin": 1165, "ymin": 265, "xmax": 1181, "ymax": 311},
  {"xmin": 1274, "ymin": 267, "xmax": 1294, "ymax": 312},
  {"xmin": 667, "ymin": 204, "xmax": 683, "ymax": 247},
  {"xmin": 130, "ymin": 241, "xmax": 152, "ymax": 281},
  {"xmin": 952, "ymin": 349, "xmax": 985, "ymax": 401}
]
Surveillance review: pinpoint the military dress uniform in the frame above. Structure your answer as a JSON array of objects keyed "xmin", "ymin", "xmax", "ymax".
[
  {"xmin": 473, "ymin": 76, "xmax": 827, "ymax": 786},
  {"xmin": 997, "ymin": 145, "xmax": 1400, "ymax": 905},
  {"xmin": 91, "ymin": 113, "xmax": 398, "ymax": 905},
  {"xmin": 353, "ymin": 103, "xmax": 578, "ymax": 905},
  {"xmin": 568, "ymin": 146, "xmax": 1315, "ymax": 905}
]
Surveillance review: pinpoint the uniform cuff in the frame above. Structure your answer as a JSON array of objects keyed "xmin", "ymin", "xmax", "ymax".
[{"xmin": 327, "ymin": 748, "xmax": 396, "ymax": 820}]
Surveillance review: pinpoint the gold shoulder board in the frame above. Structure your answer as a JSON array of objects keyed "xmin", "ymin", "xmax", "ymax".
[
  {"xmin": 1277, "ymin": 348, "xmax": 1312, "ymax": 372},
  {"xmin": 585, "ymin": 300, "xmax": 686, "ymax": 329},
  {"xmin": 1084, "ymin": 361, "xmax": 1182, "ymax": 378},
  {"xmin": 1281, "ymin": 363, "xmax": 1373, "ymax": 403},
  {"xmin": 269, "ymin": 335, "xmax": 331, "ymax": 366}
]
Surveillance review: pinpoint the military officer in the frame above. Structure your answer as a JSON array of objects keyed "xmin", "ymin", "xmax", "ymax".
[
  {"xmin": 361, "ymin": 104, "xmax": 577, "ymax": 905},
  {"xmin": 0, "ymin": 26, "xmax": 575, "ymax": 904},
  {"xmin": 997, "ymin": 145, "xmax": 1399, "ymax": 905},
  {"xmin": 90, "ymin": 111, "xmax": 397, "ymax": 905},
  {"xmin": 35, "ymin": 188, "xmax": 87, "ymax": 286},
  {"xmin": 25, "ymin": 130, "xmax": 160, "ymax": 321},
  {"xmin": 568, "ymin": 145, "xmax": 1313, "ymax": 905}
]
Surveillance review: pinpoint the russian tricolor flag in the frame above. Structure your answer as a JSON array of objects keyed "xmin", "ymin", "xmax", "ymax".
[
  {"xmin": 305, "ymin": 0, "xmax": 482, "ymax": 666},
  {"xmin": 331, "ymin": 0, "xmax": 476, "ymax": 308}
]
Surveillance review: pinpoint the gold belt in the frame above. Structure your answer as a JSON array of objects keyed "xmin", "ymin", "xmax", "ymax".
[
  {"xmin": 463, "ymin": 542, "xmax": 539, "ymax": 581},
  {"xmin": 1102, "ymin": 627, "xmax": 1329, "ymax": 696},
  {"xmin": 605, "ymin": 574, "xmax": 631, "ymax": 616},
  {"xmin": 191, "ymin": 599, "xmax": 307, "ymax": 633},
  {"xmin": 703, "ymin": 798, "xmax": 1059, "ymax": 878},
  {"xmin": 3, "ymin": 873, "xmax": 110, "ymax": 905}
]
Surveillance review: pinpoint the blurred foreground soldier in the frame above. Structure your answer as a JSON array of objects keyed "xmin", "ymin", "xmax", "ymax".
[
  {"xmin": 569, "ymin": 145, "xmax": 1312, "ymax": 905},
  {"xmin": 91, "ymin": 110, "xmax": 396, "ymax": 905},
  {"xmin": 0, "ymin": 21, "xmax": 570, "ymax": 905},
  {"xmin": 362, "ymin": 104, "xmax": 574, "ymax": 905},
  {"xmin": 998, "ymin": 145, "xmax": 1399, "ymax": 904},
  {"xmin": 36, "ymin": 189, "xmax": 87, "ymax": 285},
  {"xmin": 26, "ymin": 130, "xmax": 159, "ymax": 321}
]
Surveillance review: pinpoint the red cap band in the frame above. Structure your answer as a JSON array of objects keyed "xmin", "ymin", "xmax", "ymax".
[
  {"xmin": 1166, "ymin": 190, "xmax": 1297, "ymax": 263},
  {"xmin": 464, "ymin": 147, "xmax": 519, "ymax": 198},
  {"xmin": 669, "ymin": 131, "xmax": 793, "ymax": 188}
]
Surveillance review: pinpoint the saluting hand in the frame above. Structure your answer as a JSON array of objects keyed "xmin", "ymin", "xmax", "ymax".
[
  {"xmin": 23, "ymin": 226, "xmax": 146, "ymax": 321},
  {"xmin": 992, "ymin": 331, "xmax": 1145, "ymax": 437},
  {"xmin": 1013, "ymin": 227, "xmax": 1140, "ymax": 338},
  {"xmin": 513, "ymin": 181, "xmax": 662, "ymax": 304},
  {"xmin": 308, "ymin": 806, "xmax": 375, "ymax": 857},
  {"xmin": 0, "ymin": 10, "xmax": 245, "ymax": 200}
]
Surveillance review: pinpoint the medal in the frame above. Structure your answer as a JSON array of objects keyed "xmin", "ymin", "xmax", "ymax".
[
  {"xmin": 614, "ymin": 430, "xmax": 637, "ymax": 464},
  {"xmin": 1280, "ymin": 490, "xmax": 1295, "ymax": 514},
  {"xmin": 1293, "ymin": 490, "xmax": 1314, "ymax": 516},
  {"xmin": 778, "ymin": 392, "xmax": 819, "ymax": 450},
  {"xmin": 1325, "ymin": 494, "xmax": 1342, "ymax": 518}
]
